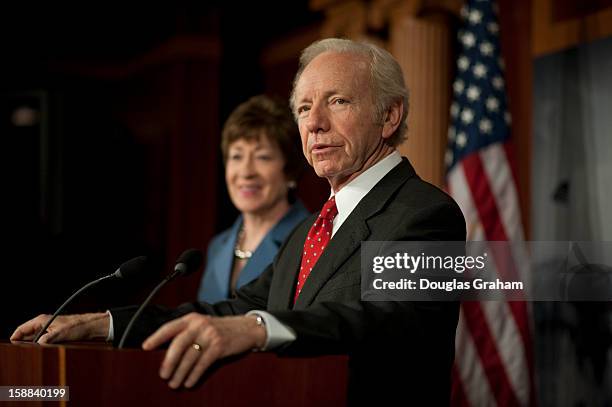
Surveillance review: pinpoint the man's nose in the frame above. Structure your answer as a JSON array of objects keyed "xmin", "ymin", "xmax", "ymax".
[{"xmin": 305, "ymin": 104, "xmax": 330, "ymax": 134}]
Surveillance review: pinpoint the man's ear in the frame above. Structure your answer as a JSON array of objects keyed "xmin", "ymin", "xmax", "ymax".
[{"xmin": 381, "ymin": 100, "xmax": 403, "ymax": 140}]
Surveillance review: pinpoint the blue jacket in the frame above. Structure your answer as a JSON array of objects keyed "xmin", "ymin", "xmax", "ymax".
[{"xmin": 197, "ymin": 201, "xmax": 309, "ymax": 302}]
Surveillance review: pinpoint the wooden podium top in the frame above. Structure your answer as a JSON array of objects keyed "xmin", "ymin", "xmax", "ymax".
[{"xmin": 0, "ymin": 341, "xmax": 348, "ymax": 406}]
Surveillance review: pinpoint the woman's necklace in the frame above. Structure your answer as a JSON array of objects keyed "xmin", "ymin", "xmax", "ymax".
[{"xmin": 234, "ymin": 226, "xmax": 253, "ymax": 259}]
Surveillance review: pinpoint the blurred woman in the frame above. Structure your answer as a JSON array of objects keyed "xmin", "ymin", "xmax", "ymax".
[{"xmin": 198, "ymin": 95, "xmax": 309, "ymax": 302}]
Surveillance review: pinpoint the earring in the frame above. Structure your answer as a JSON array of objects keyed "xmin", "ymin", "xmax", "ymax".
[{"xmin": 287, "ymin": 180, "xmax": 297, "ymax": 189}]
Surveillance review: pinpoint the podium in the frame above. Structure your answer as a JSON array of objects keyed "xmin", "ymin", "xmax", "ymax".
[{"xmin": 0, "ymin": 341, "xmax": 348, "ymax": 406}]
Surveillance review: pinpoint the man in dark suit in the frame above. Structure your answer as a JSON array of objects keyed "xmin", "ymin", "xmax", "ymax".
[{"xmin": 13, "ymin": 38, "xmax": 465, "ymax": 404}]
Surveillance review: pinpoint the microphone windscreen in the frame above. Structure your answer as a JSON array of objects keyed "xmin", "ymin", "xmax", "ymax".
[
  {"xmin": 115, "ymin": 256, "xmax": 148, "ymax": 279},
  {"xmin": 174, "ymin": 249, "xmax": 203, "ymax": 276}
]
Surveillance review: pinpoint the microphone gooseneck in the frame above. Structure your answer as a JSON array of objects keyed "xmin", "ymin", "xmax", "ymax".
[
  {"xmin": 118, "ymin": 249, "xmax": 203, "ymax": 349},
  {"xmin": 33, "ymin": 256, "xmax": 148, "ymax": 344}
]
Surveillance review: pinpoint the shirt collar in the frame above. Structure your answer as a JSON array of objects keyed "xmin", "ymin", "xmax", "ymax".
[{"xmin": 331, "ymin": 150, "xmax": 402, "ymax": 234}]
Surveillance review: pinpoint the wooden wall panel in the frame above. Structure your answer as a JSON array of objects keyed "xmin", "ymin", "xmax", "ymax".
[
  {"xmin": 533, "ymin": 0, "xmax": 612, "ymax": 56},
  {"xmin": 391, "ymin": 14, "xmax": 453, "ymax": 188},
  {"xmin": 54, "ymin": 36, "xmax": 221, "ymax": 306}
]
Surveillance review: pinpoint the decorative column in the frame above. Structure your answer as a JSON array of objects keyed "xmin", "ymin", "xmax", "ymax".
[{"xmin": 390, "ymin": 6, "xmax": 457, "ymax": 188}]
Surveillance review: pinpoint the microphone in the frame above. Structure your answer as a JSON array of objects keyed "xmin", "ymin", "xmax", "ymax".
[
  {"xmin": 118, "ymin": 249, "xmax": 203, "ymax": 349},
  {"xmin": 33, "ymin": 256, "xmax": 148, "ymax": 343}
]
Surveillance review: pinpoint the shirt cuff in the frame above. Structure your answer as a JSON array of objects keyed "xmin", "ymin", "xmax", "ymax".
[
  {"xmin": 246, "ymin": 310, "xmax": 296, "ymax": 351},
  {"xmin": 106, "ymin": 310, "xmax": 114, "ymax": 342}
]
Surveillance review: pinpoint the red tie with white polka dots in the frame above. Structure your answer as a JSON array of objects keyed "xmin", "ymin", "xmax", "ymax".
[{"xmin": 294, "ymin": 196, "xmax": 338, "ymax": 304}]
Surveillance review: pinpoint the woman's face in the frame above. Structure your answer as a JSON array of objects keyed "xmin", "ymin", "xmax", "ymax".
[{"xmin": 225, "ymin": 135, "xmax": 289, "ymax": 216}]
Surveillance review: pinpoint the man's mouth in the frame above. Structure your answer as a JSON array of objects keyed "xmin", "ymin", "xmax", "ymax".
[{"xmin": 311, "ymin": 143, "xmax": 340, "ymax": 155}]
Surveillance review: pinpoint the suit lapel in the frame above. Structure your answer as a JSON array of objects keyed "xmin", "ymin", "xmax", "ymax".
[
  {"xmin": 293, "ymin": 218, "xmax": 370, "ymax": 309},
  {"xmin": 238, "ymin": 201, "xmax": 310, "ymax": 291},
  {"xmin": 293, "ymin": 158, "xmax": 416, "ymax": 309},
  {"xmin": 202, "ymin": 218, "xmax": 241, "ymax": 301},
  {"xmin": 267, "ymin": 215, "xmax": 315, "ymax": 310}
]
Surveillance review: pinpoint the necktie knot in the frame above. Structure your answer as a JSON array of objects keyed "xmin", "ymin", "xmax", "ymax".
[{"xmin": 319, "ymin": 197, "xmax": 338, "ymax": 221}]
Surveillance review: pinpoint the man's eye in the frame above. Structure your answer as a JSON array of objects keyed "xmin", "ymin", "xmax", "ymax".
[
  {"xmin": 334, "ymin": 98, "xmax": 348, "ymax": 105},
  {"xmin": 228, "ymin": 154, "xmax": 242, "ymax": 161},
  {"xmin": 297, "ymin": 106, "xmax": 310, "ymax": 115}
]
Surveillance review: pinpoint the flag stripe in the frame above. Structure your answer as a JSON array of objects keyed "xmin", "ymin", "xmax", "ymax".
[
  {"xmin": 463, "ymin": 154, "xmax": 533, "ymax": 403},
  {"xmin": 451, "ymin": 365, "xmax": 472, "ymax": 407},
  {"xmin": 462, "ymin": 157, "xmax": 534, "ymax": 405},
  {"xmin": 461, "ymin": 152, "xmax": 508, "ymax": 241},
  {"xmin": 461, "ymin": 302, "xmax": 522, "ymax": 406},
  {"xmin": 482, "ymin": 301, "xmax": 530, "ymax": 405},
  {"xmin": 480, "ymin": 143, "xmax": 536, "ymax": 404},
  {"xmin": 448, "ymin": 163, "xmax": 486, "ymax": 241},
  {"xmin": 454, "ymin": 308, "xmax": 497, "ymax": 405},
  {"xmin": 480, "ymin": 143, "xmax": 525, "ymax": 242},
  {"xmin": 449, "ymin": 163, "xmax": 531, "ymax": 405}
]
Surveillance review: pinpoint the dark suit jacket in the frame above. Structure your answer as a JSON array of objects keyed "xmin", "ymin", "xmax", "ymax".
[{"xmin": 112, "ymin": 157, "xmax": 466, "ymax": 405}]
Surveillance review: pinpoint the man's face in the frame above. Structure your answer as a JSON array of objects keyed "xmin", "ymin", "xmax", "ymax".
[{"xmin": 293, "ymin": 52, "xmax": 385, "ymax": 190}]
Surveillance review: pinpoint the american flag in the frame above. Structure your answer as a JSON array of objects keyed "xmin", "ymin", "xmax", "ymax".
[{"xmin": 445, "ymin": 0, "xmax": 536, "ymax": 406}]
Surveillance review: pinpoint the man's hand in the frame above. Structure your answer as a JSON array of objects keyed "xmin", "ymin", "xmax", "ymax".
[
  {"xmin": 142, "ymin": 313, "xmax": 267, "ymax": 389},
  {"xmin": 10, "ymin": 313, "xmax": 110, "ymax": 344}
]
